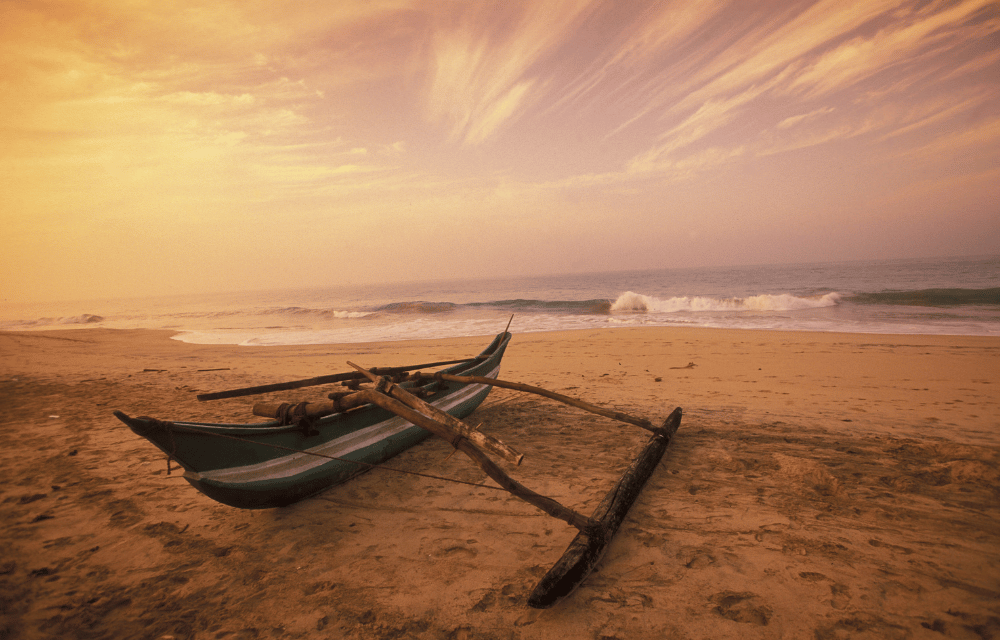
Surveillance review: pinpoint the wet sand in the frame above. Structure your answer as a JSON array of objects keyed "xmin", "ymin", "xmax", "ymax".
[{"xmin": 1, "ymin": 327, "xmax": 998, "ymax": 639}]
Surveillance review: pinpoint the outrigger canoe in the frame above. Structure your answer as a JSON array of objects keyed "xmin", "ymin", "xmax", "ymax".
[
  {"xmin": 114, "ymin": 331, "xmax": 511, "ymax": 509},
  {"xmin": 115, "ymin": 329, "xmax": 683, "ymax": 607}
]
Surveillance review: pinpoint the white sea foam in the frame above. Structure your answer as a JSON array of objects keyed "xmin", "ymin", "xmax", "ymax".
[
  {"xmin": 59, "ymin": 313, "xmax": 105, "ymax": 324},
  {"xmin": 277, "ymin": 307, "xmax": 372, "ymax": 319},
  {"xmin": 610, "ymin": 291, "xmax": 841, "ymax": 313}
]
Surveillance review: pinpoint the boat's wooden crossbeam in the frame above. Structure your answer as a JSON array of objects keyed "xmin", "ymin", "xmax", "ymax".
[
  {"xmin": 348, "ymin": 362, "xmax": 524, "ymax": 466},
  {"xmin": 406, "ymin": 371, "xmax": 656, "ymax": 432},
  {"xmin": 351, "ymin": 387, "xmax": 598, "ymax": 534}
]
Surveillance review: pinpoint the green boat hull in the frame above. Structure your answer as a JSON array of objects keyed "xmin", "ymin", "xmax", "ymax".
[{"xmin": 115, "ymin": 332, "xmax": 511, "ymax": 509}]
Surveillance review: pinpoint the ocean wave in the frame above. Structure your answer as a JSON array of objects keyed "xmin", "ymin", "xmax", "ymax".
[
  {"xmin": 274, "ymin": 306, "xmax": 372, "ymax": 319},
  {"xmin": 41, "ymin": 314, "xmax": 105, "ymax": 326},
  {"xmin": 610, "ymin": 291, "xmax": 841, "ymax": 313},
  {"xmin": 376, "ymin": 301, "xmax": 459, "ymax": 314},
  {"xmin": 0, "ymin": 313, "xmax": 106, "ymax": 330},
  {"xmin": 846, "ymin": 287, "xmax": 1000, "ymax": 307},
  {"xmin": 470, "ymin": 299, "xmax": 613, "ymax": 314}
]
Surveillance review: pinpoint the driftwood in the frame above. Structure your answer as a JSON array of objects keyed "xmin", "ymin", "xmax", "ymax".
[
  {"xmin": 527, "ymin": 407, "xmax": 682, "ymax": 608},
  {"xmin": 406, "ymin": 372, "xmax": 656, "ymax": 433},
  {"xmin": 196, "ymin": 357, "xmax": 484, "ymax": 401}
]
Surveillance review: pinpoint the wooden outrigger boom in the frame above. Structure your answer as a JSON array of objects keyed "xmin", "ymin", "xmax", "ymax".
[
  {"xmin": 341, "ymin": 364, "xmax": 683, "ymax": 605},
  {"xmin": 404, "ymin": 371, "xmax": 658, "ymax": 433}
]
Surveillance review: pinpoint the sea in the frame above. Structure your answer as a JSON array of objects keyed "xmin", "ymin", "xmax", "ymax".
[{"xmin": 3, "ymin": 256, "xmax": 998, "ymax": 345}]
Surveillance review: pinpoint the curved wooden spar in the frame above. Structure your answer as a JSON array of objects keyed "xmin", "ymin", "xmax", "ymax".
[
  {"xmin": 527, "ymin": 407, "xmax": 682, "ymax": 609},
  {"xmin": 407, "ymin": 372, "xmax": 656, "ymax": 433},
  {"xmin": 347, "ymin": 365, "xmax": 594, "ymax": 534}
]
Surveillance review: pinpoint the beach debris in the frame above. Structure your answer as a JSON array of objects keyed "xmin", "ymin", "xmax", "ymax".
[{"xmin": 669, "ymin": 362, "xmax": 697, "ymax": 369}]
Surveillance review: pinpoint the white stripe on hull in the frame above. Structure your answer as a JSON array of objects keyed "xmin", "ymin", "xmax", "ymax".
[{"xmin": 189, "ymin": 364, "xmax": 499, "ymax": 485}]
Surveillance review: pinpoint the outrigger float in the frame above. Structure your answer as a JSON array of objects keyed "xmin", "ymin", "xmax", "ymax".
[{"xmin": 114, "ymin": 329, "xmax": 681, "ymax": 608}]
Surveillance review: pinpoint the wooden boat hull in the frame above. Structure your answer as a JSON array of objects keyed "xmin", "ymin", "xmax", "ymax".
[{"xmin": 115, "ymin": 332, "xmax": 511, "ymax": 509}]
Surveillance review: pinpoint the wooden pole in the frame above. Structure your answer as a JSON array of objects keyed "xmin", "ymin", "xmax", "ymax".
[
  {"xmin": 408, "ymin": 372, "xmax": 656, "ymax": 433},
  {"xmin": 252, "ymin": 392, "xmax": 373, "ymax": 421},
  {"xmin": 527, "ymin": 407, "xmax": 682, "ymax": 608},
  {"xmin": 348, "ymin": 361, "xmax": 524, "ymax": 465},
  {"xmin": 349, "ymin": 389, "xmax": 597, "ymax": 534}
]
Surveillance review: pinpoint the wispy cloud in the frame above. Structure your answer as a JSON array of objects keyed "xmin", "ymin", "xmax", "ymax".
[
  {"xmin": 582, "ymin": 0, "xmax": 1000, "ymax": 181},
  {"xmin": 776, "ymin": 107, "xmax": 836, "ymax": 130},
  {"xmin": 787, "ymin": 0, "xmax": 997, "ymax": 98},
  {"xmin": 425, "ymin": 0, "xmax": 596, "ymax": 145}
]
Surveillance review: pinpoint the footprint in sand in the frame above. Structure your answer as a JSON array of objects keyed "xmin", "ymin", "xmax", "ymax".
[
  {"xmin": 830, "ymin": 583, "xmax": 851, "ymax": 610},
  {"xmin": 710, "ymin": 591, "xmax": 772, "ymax": 626}
]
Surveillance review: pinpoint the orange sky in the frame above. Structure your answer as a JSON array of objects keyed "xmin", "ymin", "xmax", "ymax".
[{"xmin": 2, "ymin": 0, "xmax": 998, "ymax": 303}]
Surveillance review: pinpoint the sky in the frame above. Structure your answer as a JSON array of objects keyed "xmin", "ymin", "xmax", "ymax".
[{"xmin": 2, "ymin": 0, "xmax": 998, "ymax": 303}]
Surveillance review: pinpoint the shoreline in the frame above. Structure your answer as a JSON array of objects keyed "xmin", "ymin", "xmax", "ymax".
[{"xmin": 1, "ymin": 327, "xmax": 998, "ymax": 638}]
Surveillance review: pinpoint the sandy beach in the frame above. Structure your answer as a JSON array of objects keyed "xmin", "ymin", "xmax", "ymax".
[{"xmin": 1, "ymin": 326, "xmax": 998, "ymax": 639}]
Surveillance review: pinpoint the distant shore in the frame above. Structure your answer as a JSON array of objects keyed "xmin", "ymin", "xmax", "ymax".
[{"xmin": 1, "ymin": 327, "xmax": 998, "ymax": 639}]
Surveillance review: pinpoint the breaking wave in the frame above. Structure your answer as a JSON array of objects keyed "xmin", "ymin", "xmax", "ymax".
[
  {"xmin": 376, "ymin": 301, "xmax": 459, "ymax": 314},
  {"xmin": 274, "ymin": 306, "xmax": 372, "ymax": 319},
  {"xmin": 610, "ymin": 291, "xmax": 841, "ymax": 313},
  {"xmin": 59, "ymin": 314, "xmax": 105, "ymax": 324}
]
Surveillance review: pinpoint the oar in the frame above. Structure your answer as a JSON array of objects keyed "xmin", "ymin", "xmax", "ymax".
[{"xmin": 196, "ymin": 357, "xmax": 484, "ymax": 401}]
